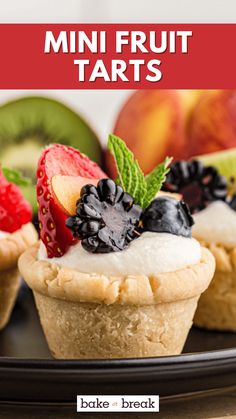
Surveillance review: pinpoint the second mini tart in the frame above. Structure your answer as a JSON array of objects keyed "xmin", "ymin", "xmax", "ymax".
[
  {"xmin": 0, "ymin": 224, "xmax": 37, "ymax": 329},
  {"xmin": 193, "ymin": 201, "xmax": 236, "ymax": 331},
  {"xmin": 164, "ymin": 159, "xmax": 236, "ymax": 331},
  {"xmin": 0, "ymin": 170, "xmax": 38, "ymax": 329}
]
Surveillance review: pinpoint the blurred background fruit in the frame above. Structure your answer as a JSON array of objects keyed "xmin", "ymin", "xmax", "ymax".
[
  {"xmin": 105, "ymin": 90, "xmax": 202, "ymax": 177},
  {"xmin": 0, "ymin": 96, "xmax": 103, "ymax": 212},
  {"xmin": 196, "ymin": 148, "xmax": 236, "ymax": 195},
  {"xmin": 2, "ymin": 89, "xmax": 236, "ymax": 212},
  {"xmin": 105, "ymin": 89, "xmax": 236, "ymax": 179},
  {"xmin": 197, "ymin": 148, "xmax": 236, "ymax": 181},
  {"xmin": 187, "ymin": 90, "xmax": 236, "ymax": 157}
]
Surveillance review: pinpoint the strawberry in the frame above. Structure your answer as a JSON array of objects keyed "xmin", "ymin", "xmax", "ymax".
[
  {"xmin": 37, "ymin": 144, "xmax": 106, "ymax": 258},
  {"xmin": 0, "ymin": 172, "xmax": 32, "ymax": 233}
]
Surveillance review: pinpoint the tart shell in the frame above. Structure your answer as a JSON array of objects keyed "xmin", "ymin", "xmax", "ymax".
[
  {"xmin": 19, "ymin": 243, "xmax": 215, "ymax": 359},
  {"xmin": 194, "ymin": 242, "xmax": 236, "ymax": 331},
  {"xmin": 33, "ymin": 291, "xmax": 199, "ymax": 359},
  {"xmin": 0, "ymin": 223, "xmax": 38, "ymax": 272},
  {"xmin": 0, "ymin": 222, "xmax": 38, "ymax": 330},
  {"xmin": 0, "ymin": 268, "xmax": 20, "ymax": 330},
  {"xmin": 19, "ymin": 244, "xmax": 214, "ymax": 306}
]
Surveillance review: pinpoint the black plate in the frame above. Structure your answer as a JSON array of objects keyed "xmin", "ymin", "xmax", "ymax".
[{"xmin": 0, "ymin": 285, "xmax": 236, "ymax": 403}]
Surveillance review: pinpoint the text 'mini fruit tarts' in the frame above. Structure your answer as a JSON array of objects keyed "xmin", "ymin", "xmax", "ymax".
[
  {"xmin": 0, "ymin": 169, "xmax": 37, "ymax": 329},
  {"xmin": 163, "ymin": 156, "xmax": 236, "ymax": 331},
  {"xmin": 19, "ymin": 136, "xmax": 215, "ymax": 359}
]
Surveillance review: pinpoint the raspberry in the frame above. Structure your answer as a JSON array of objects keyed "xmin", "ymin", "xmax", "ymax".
[{"xmin": 0, "ymin": 173, "xmax": 32, "ymax": 233}]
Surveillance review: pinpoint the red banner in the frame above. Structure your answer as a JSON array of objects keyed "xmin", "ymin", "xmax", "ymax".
[{"xmin": 0, "ymin": 24, "xmax": 235, "ymax": 89}]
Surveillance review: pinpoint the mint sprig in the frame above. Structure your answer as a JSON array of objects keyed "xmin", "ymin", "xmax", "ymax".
[
  {"xmin": 2, "ymin": 167, "xmax": 31, "ymax": 186},
  {"xmin": 144, "ymin": 157, "xmax": 172, "ymax": 209},
  {"xmin": 108, "ymin": 134, "xmax": 147, "ymax": 206},
  {"xmin": 108, "ymin": 134, "xmax": 172, "ymax": 209}
]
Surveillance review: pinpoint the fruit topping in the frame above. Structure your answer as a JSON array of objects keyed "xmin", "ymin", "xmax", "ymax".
[
  {"xmin": 163, "ymin": 160, "xmax": 227, "ymax": 213},
  {"xmin": 0, "ymin": 171, "xmax": 32, "ymax": 233},
  {"xmin": 37, "ymin": 144, "xmax": 106, "ymax": 258},
  {"xmin": 141, "ymin": 197, "xmax": 194, "ymax": 238},
  {"xmin": 51, "ymin": 175, "xmax": 99, "ymax": 216},
  {"xmin": 66, "ymin": 179, "xmax": 142, "ymax": 253}
]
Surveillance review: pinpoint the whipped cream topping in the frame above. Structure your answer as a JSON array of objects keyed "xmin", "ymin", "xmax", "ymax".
[
  {"xmin": 38, "ymin": 232, "xmax": 201, "ymax": 277},
  {"xmin": 193, "ymin": 201, "xmax": 236, "ymax": 248}
]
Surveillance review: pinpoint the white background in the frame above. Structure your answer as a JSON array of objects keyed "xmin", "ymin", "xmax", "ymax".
[
  {"xmin": 0, "ymin": 0, "xmax": 234, "ymax": 24},
  {"xmin": 0, "ymin": 0, "xmax": 235, "ymax": 144}
]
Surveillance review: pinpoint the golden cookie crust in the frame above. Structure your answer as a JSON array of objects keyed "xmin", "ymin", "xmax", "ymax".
[
  {"xmin": 0, "ymin": 268, "xmax": 21, "ymax": 329},
  {"xmin": 33, "ymin": 291, "xmax": 199, "ymax": 359},
  {"xmin": 19, "ymin": 243, "xmax": 215, "ymax": 306},
  {"xmin": 196, "ymin": 240, "xmax": 236, "ymax": 272},
  {"xmin": 0, "ymin": 223, "xmax": 38, "ymax": 272},
  {"xmin": 193, "ymin": 241, "xmax": 236, "ymax": 331}
]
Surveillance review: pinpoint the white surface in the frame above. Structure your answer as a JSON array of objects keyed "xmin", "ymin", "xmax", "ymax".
[
  {"xmin": 38, "ymin": 232, "xmax": 201, "ymax": 276},
  {"xmin": 0, "ymin": 0, "xmax": 235, "ymax": 23},
  {"xmin": 193, "ymin": 201, "xmax": 236, "ymax": 248}
]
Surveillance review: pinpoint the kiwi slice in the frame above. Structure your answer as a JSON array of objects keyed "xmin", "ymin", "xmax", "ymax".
[
  {"xmin": 197, "ymin": 148, "xmax": 236, "ymax": 195},
  {"xmin": 197, "ymin": 148, "xmax": 236, "ymax": 179},
  {"xmin": 0, "ymin": 96, "xmax": 103, "ymax": 212}
]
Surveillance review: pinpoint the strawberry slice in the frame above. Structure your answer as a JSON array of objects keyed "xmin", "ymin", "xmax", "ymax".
[
  {"xmin": 37, "ymin": 144, "xmax": 106, "ymax": 258},
  {"xmin": 0, "ymin": 172, "xmax": 32, "ymax": 233}
]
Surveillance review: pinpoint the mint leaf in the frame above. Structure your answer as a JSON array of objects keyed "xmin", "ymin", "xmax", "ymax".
[
  {"xmin": 2, "ymin": 167, "xmax": 31, "ymax": 186},
  {"xmin": 108, "ymin": 134, "xmax": 146, "ymax": 206},
  {"xmin": 107, "ymin": 134, "xmax": 172, "ymax": 210},
  {"xmin": 143, "ymin": 157, "xmax": 172, "ymax": 209}
]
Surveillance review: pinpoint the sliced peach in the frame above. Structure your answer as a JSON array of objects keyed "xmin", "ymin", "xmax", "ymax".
[{"xmin": 51, "ymin": 175, "xmax": 99, "ymax": 215}]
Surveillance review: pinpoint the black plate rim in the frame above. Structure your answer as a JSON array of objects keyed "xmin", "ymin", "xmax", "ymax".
[
  {"xmin": 1, "ymin": 347, "xmax": 236, "ymax": 373},
  {"xmin": 2, "ymin": 289, "xmax": 236, "ymax": 401}
]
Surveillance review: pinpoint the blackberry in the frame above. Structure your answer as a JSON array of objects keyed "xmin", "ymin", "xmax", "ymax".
[
  {"xmin": 163, "ymin": 160, "xmax": 227, "ymax": 213},
  {"xmin": 66, "ymin": 179, "xmax": 142, "ymax": 253},
  {"xmin": 141, "ymin": 197, "xmax": 194, "ymax": 238}
]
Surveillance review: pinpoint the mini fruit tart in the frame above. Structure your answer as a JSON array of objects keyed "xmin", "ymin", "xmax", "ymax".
[
  {"xmin": 19, "ymin": 138, "xmax": 215, "ymax": 359},
  {"xmin": 0, "ymin": 170, "xmax": 38, "ymax": 329},
  {"xmin": 163, "ymin": 158, "xmax": 236, "ymax": 331}
]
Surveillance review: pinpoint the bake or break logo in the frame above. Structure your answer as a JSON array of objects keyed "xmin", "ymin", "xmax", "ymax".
[
  {"xmin": 44, "ymin": 29, "xmax": 192, "ymax": 83},
  {"xmin": 77, "ymin": 395, "xmax": 160, "ymax": 412}
]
